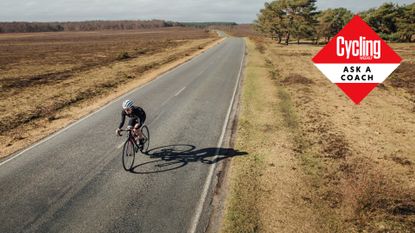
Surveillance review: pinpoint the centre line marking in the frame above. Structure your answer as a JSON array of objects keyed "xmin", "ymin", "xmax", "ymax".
[{"xmin": 175, "ymin": 86, "xmax": 186, "ymax": 96}]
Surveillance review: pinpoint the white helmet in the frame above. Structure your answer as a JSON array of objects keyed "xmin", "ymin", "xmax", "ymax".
[{"xmin": 122, "ymin": 99, "xmax": 133, "ymax": 109}]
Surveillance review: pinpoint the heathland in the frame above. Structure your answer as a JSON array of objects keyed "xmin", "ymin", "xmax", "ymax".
[
  {"xmin": 0, "ymin": 27, "xmax": 219, "ymax": 157},
  {"xmin": 222, "ymin": 34, "xmax": 414, "ymax": 232}
]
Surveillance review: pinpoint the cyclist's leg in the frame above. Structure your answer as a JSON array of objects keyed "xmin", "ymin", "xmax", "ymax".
[
  {"xmin": 134, "ymin": 124, "xmax": 144, "ymax": 138},
  {"xmin": 128, "ymin": 118, "xmax": 142, "ymax": 142},
  {"xmin": 128, "ymin": 118, "xmax": 139, "ymax": 139},
  {"xmin": 135, "ymin": 117, "xmax": 146, "ymax": 143}
]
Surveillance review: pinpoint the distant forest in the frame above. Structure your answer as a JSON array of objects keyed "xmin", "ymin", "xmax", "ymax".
[
  {"xmin": 0, "ymin": 20, "xmax": 184, "ymax": 33},
  {"xmin": 0, "ymin": 19, "xmax": 241, "ymax": 33},
  {"xmin": 180, "ymin": 22, "xmax": 237, "ymax": 28}
]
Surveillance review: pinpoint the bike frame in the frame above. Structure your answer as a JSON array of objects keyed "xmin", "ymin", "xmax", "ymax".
[{"xmin": 121, "ymin": 129, "xmax": 140, "ymax": 150}]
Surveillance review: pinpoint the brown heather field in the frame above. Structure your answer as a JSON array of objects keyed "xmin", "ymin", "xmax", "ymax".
[
  {"xmin": 223, "ymin": 38, "xmax": 415, "ymax": 233},
  {"xmin": 0, "ymin": 27, "xmax": 219, "ymax": 157},
  {"xmin": 0, "ymin": 27, "xmax": 211, "ymax": 81},
  {"xmin": 214, "ymin": 24, "xmax": 259, "ymax": 38}
]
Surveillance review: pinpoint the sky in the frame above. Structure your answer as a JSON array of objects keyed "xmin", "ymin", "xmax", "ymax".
[{"xmin": 0, "ymin": 0, "xmax": 413, "ymax": 23}]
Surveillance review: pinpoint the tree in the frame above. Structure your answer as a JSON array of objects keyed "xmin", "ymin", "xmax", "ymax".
[
  {"xmin": 317, "ymin": 8, "xmax": 353, "ymax": 43},
  {"xmin": 360, "ymin": 3, "xmax": 400, "ymax": 40},
  {"xmin": 279, "ymin": 0, "xmax": 318, "ymax": 45},
  {"xmin": 360, "ymin": 3, "xmax": 414, "ymax": 42},
  {"xmin": 255, "ymin": 0, "xmax": 318, "ymax": 45},
  {"xmin": 255, "ymin": 2, "xmax": 286, "ymax": 43},
  {"xmin": 396, "ymin": 3, "xmax": 414, "ymax": 42}
]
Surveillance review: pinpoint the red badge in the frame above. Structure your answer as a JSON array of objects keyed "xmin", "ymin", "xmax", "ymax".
[{"xmin": 312, "ymin": 15, "xmax": 402, "ymax": 104}]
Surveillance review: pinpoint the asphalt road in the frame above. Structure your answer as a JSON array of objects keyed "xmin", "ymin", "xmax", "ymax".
[{"xmin": 0, "ymin": 37, "xmax": 245, "ymax": 233}]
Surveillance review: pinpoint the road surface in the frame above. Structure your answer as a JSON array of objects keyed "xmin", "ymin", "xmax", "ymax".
[{"xmin": 0, "ymin": 37, "xmax": 245, "ymax": 233}]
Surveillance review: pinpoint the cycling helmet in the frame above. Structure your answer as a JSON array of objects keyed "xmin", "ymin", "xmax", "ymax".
[{"xmin": 122, "ymin": 99, "xmax": 133, "ymax": 109}]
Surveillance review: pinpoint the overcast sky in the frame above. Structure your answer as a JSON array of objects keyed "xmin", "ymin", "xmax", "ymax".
[{"xmin": 0, "ymin": 0, "xmax": 413, "ymax": 23}]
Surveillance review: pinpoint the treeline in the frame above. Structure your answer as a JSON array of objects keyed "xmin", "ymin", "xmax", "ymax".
[
  {"xmin": 180, "ymin": 22, "xmax": 237, "ymax": 28},
  {"xmin": 255, "ymin": 0, "xmax": 414, "ymax": 44},
  {"xmin": 0, "ymin": 20, "xmax": 182, "ymax": 33}
]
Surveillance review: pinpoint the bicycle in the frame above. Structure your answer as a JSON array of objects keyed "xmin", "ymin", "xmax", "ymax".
[{"xmin": 119, "ymin": 125, "xmax": 150, "ymax": 171}]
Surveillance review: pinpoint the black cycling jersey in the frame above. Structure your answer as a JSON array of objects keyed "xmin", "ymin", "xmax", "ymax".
[{"xmin": 118, "ymin": 106, "xmax": 146, "ymax": 129}]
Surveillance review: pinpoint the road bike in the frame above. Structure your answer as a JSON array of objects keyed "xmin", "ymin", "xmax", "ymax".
[{"xmin": 119, "ymin": 125, "xmax": 150, "ymax": 171}]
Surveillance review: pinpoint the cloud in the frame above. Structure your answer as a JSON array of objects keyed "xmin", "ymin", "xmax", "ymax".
[{"xmin": 0, "ymin": 0, "xmax": 412, "ymax": 23}]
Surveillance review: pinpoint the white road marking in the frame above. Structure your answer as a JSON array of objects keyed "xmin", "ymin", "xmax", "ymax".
[
  {"xmin": 175, "ymin": 86, "xmax": 186, "ymax": 96},
  {"xmin": 160, "ymin": 86, "xmax": 186, "ymax": 108},
  {"xmin": 188, "ymin": 40, "xmax": 246, "ymax": 233},
  {"xmin": 0, "ymin": 39, "xmax": 227, "ymax": 167},
  {"xmin": 160, "ymin": 98, "xmax": 171, "ymax": 107},
  {"xmin": 197, "ymin": 70, "xmax": 205, "ymax": 76},
  {"xmin": 151, "ymin": 113, "xmax": 163, "ymax": 124}
]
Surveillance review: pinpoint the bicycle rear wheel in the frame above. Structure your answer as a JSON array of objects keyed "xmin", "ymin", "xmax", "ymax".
[
  {"xmin": 140, "ymin": 125, "xmax": 150, "ymax": 153},
  {"xmin": 122, "ymin": 140, "xmax": 135, "ymax": 171}
]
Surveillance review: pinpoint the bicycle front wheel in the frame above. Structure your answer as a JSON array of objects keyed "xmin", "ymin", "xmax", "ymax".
[
  {"xmin": 140, "ymin": 125, "xmax": 150, "ymax": 153},
  {"xmin": 122, "ymin": 140, "xmax": 135, "ymax": 171}
]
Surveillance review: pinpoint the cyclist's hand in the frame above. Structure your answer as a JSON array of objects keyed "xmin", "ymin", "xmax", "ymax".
[{"xmin": 116, "ymin": 128, "xmax": 122, "ymax": 136}]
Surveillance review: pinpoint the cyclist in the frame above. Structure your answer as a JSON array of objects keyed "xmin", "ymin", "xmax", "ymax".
[{"xmin": 116, "ymin": 99, "xmax": 146, "ymax": 145}]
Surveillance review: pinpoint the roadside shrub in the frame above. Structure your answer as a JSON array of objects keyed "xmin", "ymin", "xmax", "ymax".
[{"xmin": 117, "ymin": 51, "xmax": 131, "ymax": 60}]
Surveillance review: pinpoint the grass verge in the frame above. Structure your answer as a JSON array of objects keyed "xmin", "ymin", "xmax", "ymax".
[
  {"xmin": 221, "ymin": 38, "xmax": 267, "ymax": 233},
  {"xmin": 222, "ymin": 38, "xmax": 324, "ymax": 233}
]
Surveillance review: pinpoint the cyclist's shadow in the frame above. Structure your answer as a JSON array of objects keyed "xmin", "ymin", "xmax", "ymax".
[{"xmin": 129, "ymin": 144, "xmax": 247, "ymax": 174}]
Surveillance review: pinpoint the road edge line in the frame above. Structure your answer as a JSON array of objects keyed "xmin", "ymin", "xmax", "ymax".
[{"xmin": 188, "ymin": 39, "xmax": 246, "ymax": 233}]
